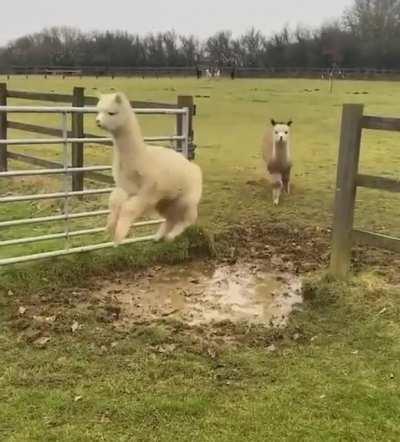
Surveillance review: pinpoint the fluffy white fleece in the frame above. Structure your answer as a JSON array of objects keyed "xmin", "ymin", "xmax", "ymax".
[{"xmin": 96, "ymin": 92, "xmax": 202, "ymax": 244}]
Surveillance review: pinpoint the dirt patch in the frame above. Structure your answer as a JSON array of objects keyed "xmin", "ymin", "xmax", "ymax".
[
  {"xmin": 213, "ymin": 221, "xmax": 400, "ymax": 282},
  {"xmin": 90, "ymin": 261, "xmax": 302, "ymax": 329},
  {"xmin": 6, "ymin": 221, "xmax": 400, "ymax": 349},
  {"xmin": 8, "ymin": 258, "xmax": 304, "ymax": 350},
  {"xmin": 215, "ymin": 221, "xmax": 331, "ymax": 273}
]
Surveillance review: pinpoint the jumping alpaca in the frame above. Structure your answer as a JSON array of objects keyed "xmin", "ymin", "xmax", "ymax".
[
  {"xmin": 96, "ymin": 92, "xmax": 202, "ymax": 245},
  {"xmin": 262, "ymin": 119, "xmax": 293, "ymax": 206}
]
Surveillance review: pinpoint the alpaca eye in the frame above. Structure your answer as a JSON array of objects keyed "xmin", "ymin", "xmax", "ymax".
[
  {"xmin": 285, "ymin": 131, "xmax": 288, "ymax": 134},
  {"xmin": 108, "ymin": 112, "xmax": 117, "ymax": 116},
  {"xmin": 275, "ymin": 131, "xmax": 279, "ymax": 135}
]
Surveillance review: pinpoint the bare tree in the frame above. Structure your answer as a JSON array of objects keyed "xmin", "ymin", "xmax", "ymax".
[
  {"xmin": 343, "ymin": 0, "xmax": 400, "ymax": 66},
  {"xmin": 344, "ymin": 0, "xmax": 400, "ymax": 39},
  {"xmin": 180, "ymin": 35, "xmax": 202, "ymax": 66},
  {"xmin": 240, "ymin": 28, "xmax": 266, "ymax": 67},
  {"xmin": 205, "ymin": 31, "xmax": 234, "ymax": 67},
  {"xmin": 2, "ymin": 5, "xmax": 400, "ymax": 71}
]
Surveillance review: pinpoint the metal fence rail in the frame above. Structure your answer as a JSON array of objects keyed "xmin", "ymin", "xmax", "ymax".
[
  {"xmin": 0, "ymin": 136, "xmax": 186, "ymax": 145},
  {"xmin": 0, "ymin": 105, "xmax": 191, "ymax": 266}
]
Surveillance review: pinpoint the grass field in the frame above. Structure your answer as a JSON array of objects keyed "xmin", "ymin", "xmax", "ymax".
[{"xmin": 0, "ymin": 76, "xmax": 400, "ymax": 441}]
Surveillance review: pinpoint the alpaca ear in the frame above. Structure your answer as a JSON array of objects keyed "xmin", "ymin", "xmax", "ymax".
[
  {"xmin": 115, "ymin": 93, "xmax": 122, "ymax": 104},
  {"xmin": 270, "ymin": 119, "xmax": 276, "ymax": 126},
  {"xmin": 287, "ymin": 120, "xmax": 293, "ymax": 126}
]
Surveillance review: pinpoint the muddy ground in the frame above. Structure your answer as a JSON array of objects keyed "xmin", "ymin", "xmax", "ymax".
[{"xmin": 6, "ymin": 222, "xmax": 400, "ymax": 351}]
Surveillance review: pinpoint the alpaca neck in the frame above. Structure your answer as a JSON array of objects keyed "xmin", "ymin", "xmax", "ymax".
[
  {"xmin": 272, "ymin": 140, "xmax": 291, "ymax": 163},
  {"xmin": 112, "ymin": 115, "xmax": 146, "ymax": 158}
]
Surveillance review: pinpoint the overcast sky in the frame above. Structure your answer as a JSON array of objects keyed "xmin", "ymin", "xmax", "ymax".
[{"xmin": 2, "ymin": 0, "xmax": 353, "ymax": 44}]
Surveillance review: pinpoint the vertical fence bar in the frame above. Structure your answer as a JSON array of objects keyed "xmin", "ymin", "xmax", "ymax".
[
  {"xmin": 61, "ymin": 112, "xmax": 71, "ymax": 250},
  {"xmin": 330, "ymin": 104, "xmax": 364, "ymax": 277},
  {"xmin": 71, "ymin": 87, "xmax": 84, "ymax": 193},
  {"xmin": 0, "ymin": 83, "xmax": 7, "ymax": 171},
  {"xmin": 176, "ymin": 95, "xmax": 194, "ymax": 158},
  {"xmin": 181, "ymin": 108, "xmax": 190, "ymax": 159}
]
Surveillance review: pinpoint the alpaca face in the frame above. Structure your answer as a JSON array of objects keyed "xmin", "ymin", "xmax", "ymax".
[
  {"xmin": 270, "ymin": 119, "xmax": 292, "ymax": 145},
  {"xmin": 96, "ymin": 93, "xmax": 131, "ymax": 133}
]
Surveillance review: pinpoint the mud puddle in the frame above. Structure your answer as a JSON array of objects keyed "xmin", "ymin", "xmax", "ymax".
[{"xmin": 94, "ymin": 261, "xmax": 302, "ymax": 328}]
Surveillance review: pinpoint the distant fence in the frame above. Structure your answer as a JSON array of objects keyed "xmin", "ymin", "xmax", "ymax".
[
  {"xmin": 330, "ymin": 104, "xmax": 400, "ymax": 276},
  {"xmin": 3, "ymin": 65, "xmax": 400, "ymax": 79},
  {"xmin": 0, "ymin": 83, "xmax": 196, "ymax": 191}
]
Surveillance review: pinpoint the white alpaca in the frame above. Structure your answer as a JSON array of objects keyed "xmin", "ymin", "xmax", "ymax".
[
  {"xmin": 262, "ymin": 119, "xmax": 293, "ymax": 206},
  {"xmin": 96, "ymin": 93, "xmax": 202, "ymax": 244}
]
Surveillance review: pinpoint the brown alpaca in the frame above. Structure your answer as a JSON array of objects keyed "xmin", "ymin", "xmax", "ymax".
[{"xmin": 262, "ymin": 119, "xmax": 293, "ymax": 206}]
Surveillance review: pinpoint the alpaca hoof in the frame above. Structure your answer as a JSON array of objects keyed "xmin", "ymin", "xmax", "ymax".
[
  {"xmin": 153, "ymin": 233, "xmax": 165, "ymax": 242},
  {"xmin": 112, "ymin": 235, "xmax": 122, "ymax": 246},
  {"xmin": 165, "ymin": 232, "xmax": 179, "ymax": 243},
  {"xmin": 113, "ymin": 233, "xmax": 125, "ymax": 246},
  {"xmin": 154, "ymin": 224, "xmax": 168, "ymax": 242}
]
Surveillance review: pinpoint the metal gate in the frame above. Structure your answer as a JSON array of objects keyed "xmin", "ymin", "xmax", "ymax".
[{"xmin": 0, "ymin": 105, "xmax": 190, "ymax": 266}]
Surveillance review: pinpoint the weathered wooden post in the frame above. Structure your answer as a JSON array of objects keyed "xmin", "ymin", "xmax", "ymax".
[
  {"xmin": 71, "ymin": 86, "xmax": 85, "ymax": 193},
  {"xmin": 330, "ymin": 104, "xmax": 364, "ymax": 277},
  {"xmin": 176, "ymin": 95, "xmax": 195, "ymax": 159},
  {"xmin": 0, "ymin": 83, "xmax": 8, "ymax": 172}
]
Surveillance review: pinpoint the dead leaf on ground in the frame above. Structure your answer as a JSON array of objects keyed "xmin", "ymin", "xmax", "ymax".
[
  {"xmin": 154, "ymin": 344, "xmax": 177, "ymax": 354},
  {"xmin": 71, "ymin": 321, "xmax": 80, "ymax": 333},
  {"xmin": 34, "ymin": 337, "xmax": 51, "ymax": 348}
]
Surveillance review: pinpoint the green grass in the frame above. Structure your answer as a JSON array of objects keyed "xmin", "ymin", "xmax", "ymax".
[
  {"xmin": 0, "ymin": 76, "xmax": 400, "ymax": 441},
  {"xmin": 1, "ymin": 76, "xmax": 400, "ymax": 251},
  {"xmin": 2, "ymin": 75, "xmax": 400, "ymax": 233},
  {"xmin": 1, "ymin": 273, "xmax": 399, "ymax": 441}
]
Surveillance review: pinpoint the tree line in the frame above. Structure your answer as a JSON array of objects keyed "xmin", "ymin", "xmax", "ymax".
[{"xmin": 1, "ymin": 0, "xmax": 400, "ymax": 69}]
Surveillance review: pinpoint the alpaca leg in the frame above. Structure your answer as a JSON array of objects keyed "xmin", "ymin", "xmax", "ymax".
[
  {"xmin": 165, "ymin": 204, "xmax": 198, "ymax": 242},
  {"xmin": 113, "ymin": 195, "xmax": 148, "ymax": 245},
  {"xmin": 106, "ymin": 188, "xmax": 128, "ymax": 236},
  {"xmin": 272, "ymin": 185, "xmax": 282, "ymax": 206},
  {"xmin": 282, "ymin": 170, "xmax": 291, "ymax": 194},
  {"xmin": 153, "ymin": 198, "xmax": 179, "ymax": 242},
  {"xmin": 154, "ymin": 220, "xmax": 175, "ymax": 242},
  {"xmin": 271, "ymin": 174, "xmax": 283, "ymax": 206},
  {"xmin": 154, "ymin": 222, "xmax": 167, "ymax": 242}
]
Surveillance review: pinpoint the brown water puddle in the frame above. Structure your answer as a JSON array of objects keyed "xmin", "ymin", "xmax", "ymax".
[{"xmin": 94, "ymin": 261, "xmax": 302, "ymax": 329}]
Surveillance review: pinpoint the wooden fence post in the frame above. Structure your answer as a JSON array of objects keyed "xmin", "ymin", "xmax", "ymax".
[
  {"xmin": 0, "ymin": 83, "xmax": 7, "ymax": 172},
  {"xmin": 330, "ymin": 104, "xmax": 364, "ymax": 277},
  {"xmin": 71, "ymin": 86, "xmax": 85, "ymax": 192},
  {"xmin": 176, "ymin": 95, "xmax": 195, "ymax": 159}
]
